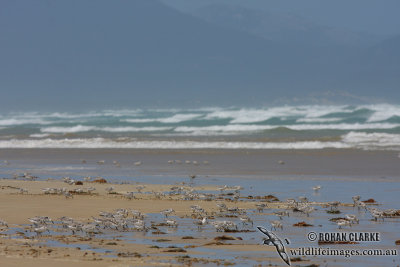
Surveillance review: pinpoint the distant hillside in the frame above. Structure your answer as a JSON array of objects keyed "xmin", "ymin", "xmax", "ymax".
[
  {"xmin": 192, "ymin": 4, "xmax": 382, "ymax": 47},
  {"xmin": 0, "ymin": 0, "xmax": 398, "ymax": 110}
]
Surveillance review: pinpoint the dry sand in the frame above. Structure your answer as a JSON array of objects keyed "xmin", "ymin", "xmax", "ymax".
[{"xmin": 0, "ymin": 178, "xmax": 331, "ymax": 266}]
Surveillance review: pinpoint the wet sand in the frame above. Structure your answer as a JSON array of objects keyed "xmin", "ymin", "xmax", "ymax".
[
  {"xmin": 1, "ymin": 148, "xmax": 400, "ymax": 178},
  {"xmin": 0, "ymin": 179, "xmax": 297, "ymax": 266},
  {"xmin": 0, "ymin": 148, "xmax": 399, "ymax": 266}
]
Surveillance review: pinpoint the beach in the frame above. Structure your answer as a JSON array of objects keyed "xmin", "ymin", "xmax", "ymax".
[
  {"xmin": 2, "ymin": 0, "xmax": 399, "ymax": 265},
  {"xmin": 0, "ymin": 148, "xmax": 399, "ymax": 266}
]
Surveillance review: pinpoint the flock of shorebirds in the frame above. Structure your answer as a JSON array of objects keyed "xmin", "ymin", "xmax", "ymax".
[
  {"xmin": 1, "ymin": 175, "xmax": 399, "ymax": 243},
  {"xmin": 0, "ymin": 159, "xmax": 399, "ymax": 256}
]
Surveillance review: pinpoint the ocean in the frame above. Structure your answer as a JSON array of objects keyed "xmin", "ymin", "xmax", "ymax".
[{"xmin": 1, "ymin": 104, "xmax": 400, "ymax": 150}]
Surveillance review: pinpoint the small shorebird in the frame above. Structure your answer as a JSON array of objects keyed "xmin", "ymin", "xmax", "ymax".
[
  {"xmin": 64, "ymin": 191, "xmax": 73, "ymax": 199},
  {"xmin": 19, "ymin": 188, "xmax": 28, "ymax": 194},
  {"xmin": 354, "ymin": 200, "xmax": 367, "ymax": 210},
  {"xmin": 165, "ymin": 219, "xmax": 178, "ymax": 228},
  {"xmin": 133, "ymin": 220, "xmax": 146, "ymax": 231},
  {"xmin": 33, "ymin": 226, "xmax": 49, "ymax": 236},
  {"xmin": 302, "ymin": 206, "xmax": 315, "ymax": 217},
  {"xmin": 134, "ymin": 161, "xmax": 142, "ymax": 166},
  {"xmin": 87, "ymin": 187, "xmax": 96, "ymax": 194},
  {"xmin": 383, "ymin": 209, "xmax": 397, "ymax": 216},
  {"xmin": 97, "ymin": 160, "xmax": 105, "ymax": 165},
  {"xmin": 212, "ymin": 221, "xmax": 237, "ymax": 232},
  {"xmin": 67, "ymin": 223, "xmax": 82, "ymax": 234},
  {"xmin": 82, "ymin": 224, "xmax": 99, "ymax": 237},
  {"xmin": 232, "ymin": 185, "xmax": 243, "ymax": 193},
  {"xmin": 153, "ymin": 191, "xmax": 165, "ymax": 199},
  {"xmin": 256, "ymin": 203, "xmax": 267, "ymax": 213},
  {"xmin": 345, "ymin": 214, "xmax": 359, "ymax": 224},
  {"xmin": 218, "ymin": 185, "xmax": 228, "ymax": 194},
  {"xmin": 194, "ymin": 217, "xmax": 208, "ymax": 230},
  {"xmin": 312, "ymin": 185, "xmax": 321, "ymax": 192},
  {"xmin": 125, "ymin": 192, "xmax": 135, "ymax": 200},
  {"xmin": 136, "ymin": 185, "xmax": 145, "ymax": 193},
  {"xmin": 285, "ymin": 198, "xmax": 297, "ymax": 209},
  {"xmin": 274, "ymin": 211, "xmax": 290, "ymax": 220},
  {"xmin": 239, "ymin": 215, "xmax": 253, "ymax": 226},
  {"xmin": 191, "ymin": 205, "xmax": 205, "ymax": 216},
  {"xmin": 270, "ymin": 220, "xmax": 283, "ymax": 231},
  {"xmin": 369, "ymin": 208, "xmax": 384, "ymax": 221},
  {"xmin": 298, "ymin": 196, "xmax": 308, "ymax": 203},
  {"xmin": 131, "ymin": 210, "xmax": 144, "ymax": 219},
  {"xmin": 105, "ymin": 187, "xmax": 115, "ymax": 194},
  {"xmin": 336, "ymin": 219, "xmax": 351, "ymax": 229},
  {"xmin": 161, "ymin": 208, "xmax": 175, "ymax": 217},
  {"xmin": 113, "ymin": 161, "xmax": 121, "ymax": 167},
  {"xmin": 29, "ymin": 216, "xmax": 53, "ymax": 226},
  {"xmin": 328, "ymin": 201, "xmax": 341, "ymax": 211},
  {"xmin": 352, "ymin": 195, "xmax": 361, "ymax": 205},
  {"xmin": 0, "ymin": 219, "xmax": 8, "ymax": 227},
  {"xmin": 217, "ymin": 203, "xmax": 228, "ymax": 212}
]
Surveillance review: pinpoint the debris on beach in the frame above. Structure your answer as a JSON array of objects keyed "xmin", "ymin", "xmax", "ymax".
[
  {"xmin": 253, "ymin": 195, "xmax": 279, "ymax": 202},
  {"xmin": 362, "ymin": 198, "xmax": 376, "ymax": 203},
  {"xmin": 214, "ymin": 235, "xmax": 237, "ymax": 241},
  {"xmin": 329, "ymin": 217, "xmax": 348, "ymax": 222},
  {"xmin": 92, "ymin": 178, "xmax": 107, "ymax": 183},
  {"xmin": 293, "ymin": 221, "xmax": 313, "ymax": 227},
  {"xmin": 163, "ymin": 247, "xmax": 187, "ymax": 253},
  {"xmin": 326, "ymin": 210, "xmax": 341, "ymax": 214}
]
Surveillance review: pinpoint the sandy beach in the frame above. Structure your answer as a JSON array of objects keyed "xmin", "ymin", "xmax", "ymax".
[{"xmin": 0, "ymin": 148, "xmax": 399, "ymax": 266}]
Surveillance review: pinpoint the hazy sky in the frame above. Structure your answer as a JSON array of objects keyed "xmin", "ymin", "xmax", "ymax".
[
  {"xmin": 163, "ymin": 0, "xmax": 400, "ymax": 35},
  {"xmin": 0, "ymin": 0, "xmax": 398, "ymax": 111}
]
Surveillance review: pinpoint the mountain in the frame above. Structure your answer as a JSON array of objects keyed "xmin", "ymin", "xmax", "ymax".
[
  {"xmin": 338, "ymin": 35, "xmax": 400, "ymax": 95},
  {"xmin": 0, "ymin": 0, "xmax": 398, "ymax": 111},
  {"xmin": 0, "ymin": 0, "xmax": 301, "ymax": 109},
  {"xmin": 191, "ymin": 4, "xmax": 381, "ymax": 48}
]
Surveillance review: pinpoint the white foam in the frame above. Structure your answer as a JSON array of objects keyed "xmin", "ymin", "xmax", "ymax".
[
  {"xmin": 364, "ymin": 104, "xmax": 400, "ymax": 122},
  {"xmin": 99, "ymin": 126, "xmax": 172, "ymax": 132},
  {"xmin": 174, "ymin": 124, "xmax": 275, "ymax": 135},
  {"xmin": 286, "ymin": 123, "xmax": 400, "ymax": 131},
  {"xmin": 157, "ymin": 113, "xmax": 202, "ymax": 123},
  {"xmin": 0, "ymin": 138, "xmax": 350, "ymax": 149},
  {"xmin": 0, "ymin": 118, "xmax": 51, "ymax": 126},
  {"xmin": 123, "ymin": 118, "xmax": 158, "ymax": 123},
  {"xmin": 296, "ymin": 118, "xmax": 342, "ymax": 123},
  {"xmin": 204, "ymin": 105, "xmax": 350, "ymax": 123},
  {"xmin": 1, "ymin": 132, "xmax": 400, "ymax": 150},
  {"xmin": 342, "ymin": 132, "xmax": 400, "ymax": 149},
  {"xmin": 173, "ymin": 123, "xmax": 400, "ymax": 135},
  {"xmin": 123, "ymin": 113, "xmax": 202, "ymax": 124},
  {"xmin": 41, "ymin": 125, "xmax": 172, "ymax": 133},
  {"xmin": 41, "ymin": 125, "xmax": 97, "ymax": 133}
]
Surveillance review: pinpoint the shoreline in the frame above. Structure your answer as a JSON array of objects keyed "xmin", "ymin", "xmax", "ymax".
[
  {"xmin": 1, "ymin": 148, "xmax": 400, "ymax": 178},
  {"xmin": 1, "ymin": 148, "xmax": 399, "ymax": 266}
]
